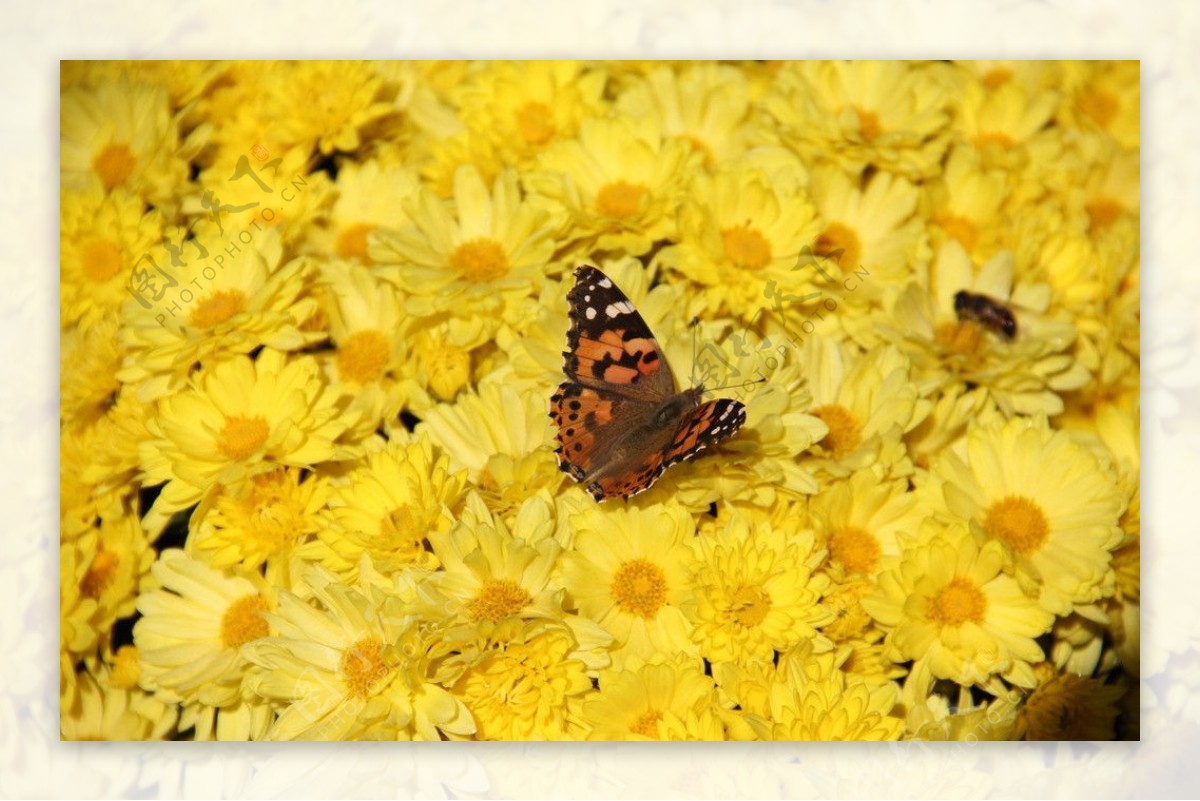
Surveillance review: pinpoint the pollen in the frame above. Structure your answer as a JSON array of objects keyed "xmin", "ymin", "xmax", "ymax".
[
  {"xmin": 814, "ymin": 223, "xmax": 862, "ymax": 274},
  {"xmin": 81, "ymin": 238, "xmax": 123, "ymax": 283},
  {"xmin": 934, "ymin": 321, "xmax": 984, "ymax": 357},
  {"xmin": 189, "ymin": 289, "xmax": 246, "ymax": 329},
  {"xmin": 336, "ymin": 222, "xmax": 376, "ymax": 262},
  {"xmin": 80, "ymin": 548, "xmax": 119, "ymax": 598},
  {"xmin": 220, "ymin": 594, "xmax": 270, "ymax": 648},
  {"xmin": 730, "ymin": 586, "xmax": 771, "ymax": 628},
  {"xmin": 467, "ymin": 578, "xmax": 531, "ymax": 623},
  {"xmin": 852, "ymin": 106, "xmax": 882, "ymax": 141},
  {"xmin": 612, "ymin": 559, "xmax": 668, "ymax": 619},
  {"xmin": 630, "ymin": 709, "xmax": 663, "ymax": 738},
  {"xmin": 811, "ymin": 404, "xmax": 864, "ymax": 458},
  {"xmin": 92, "ymin": 142, "xmax": 136, "ymax": 191},
  {"xmin": 722, "ymin": 223, "xmax": 772, "ymax": 270},
  {"xmin": 828, "ymin": 525, "xmax": 882, "ymax": 575},
  {"xmin": 341, "ymin": 636, "xmax": 390, "ymax": 700},
  {"xmin": 937, "ymin": 214, "xmax": 979, "ymax": 254},
  {"xmin": 1086, "ymin": 198, "xmax": 1124, "ymax": 234},
  {"xmin": 515, "ymin": 101, "xmax": 555, "ymax": 145},
  {"xmin": 984, "ymin": 495, "xmax": 1050, "ymax": 555},
  {"xmin": 217, "ymin": 415, "xmax": 269, "ymax": 461},
  {"xmin": 926, "ymin": 576, "xmax": 987, "ymax": 626},
  {"xmin": 1078, "ymin": 87, "xmax": 1118, "ymax": 129},
  {"xmin": 450, "ymin": 237, "xmax": 509, "ymax": 283},
  {"xmin": 596, "ymin": 180, "xmax": 647, "ymax": 219},
  {"xmin": 337, "ymin": 329, "xmax": 391, "ymax": 384}
]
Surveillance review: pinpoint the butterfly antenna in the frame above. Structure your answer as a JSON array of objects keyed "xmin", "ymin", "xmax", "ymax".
[{"xmin": 707, "ymin": 376, "xmax": 768, "ymax": 393}]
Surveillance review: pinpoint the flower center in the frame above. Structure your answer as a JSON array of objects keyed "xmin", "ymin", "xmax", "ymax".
[
  {"xmin": 934, "ymin": 321, "xmax": 984, "ymax": 357},
  {"xmin": 630, "ymin": 709, "xmax": 663, "ymax": 738},
  {"xmin": 1086, "ymin": 198, "xmax": 1123, "ymax": 234},
  {"xmin": 381, "ymin": 503, "xmax": 418, "ymax": 540},
  {"xmin": 1078, "ymin": 87, "xmax": 1118, "ymax": 129},
  {"xmin": 682, "ymin": 134, "xmax": 715, "ymax": 170},
  {"xmin": 973, "ymin": 131, "xmax": 1014, "ymax": 150},
  {"xmin": 852, "ymin": 106, "xmax": 882, "ymax": 141},
  {"xmin": 982, "ymin": 67, "xmax": 1013, "ymax": 89},
  {"xmin": 218, "ymin": 415, "xmax": 269, "ymax": 461},
  {"xmin": 730, "ymin": 586, "xmax": 771, "ymax": 628},
  {"xmin": 450, "ymin": 237, "xmax": 509, "ymax": 283},
  {"xmin": 81, "ymin": 238, "xmax": 123, "ymax": 283},
  {"xmin": 828, "ymin": 525, "xmax": 882, "ymax": 575},
  {"xmin": 467, "ymin": 578, "xmax": 531, "ymax": 623},
  {"xmin": 189, "ymin": 289, "xmax": 246, "ymax": 329},
  {"xmin": 80, "ymin": 548, "xmax": 118, "ymax": 598},
  {"xmin": 92, "ymin": 142, "xmax": 136, "ymax": 191},
  {"xmin": 341, "ymin": 636, "xmax": 390, "ymax": 699},
  {"xmin": 814, "ymin": 223, "xmax": 862, "ymax": 274},
  {"xmin": 336, "ymin": 222, "xmax": 376, "ymax": 262},
  {"xmin": 220, "ymin": 594, "xmax": 270, "ymax": 648},
  {"xmin": 984, "ymin": 495, "xmax": 1050, "ymax": 555},
  {"xmin": 937, "ymin": 214, "xmax": 979, "ymax": 253},
  {"xmin": 515, "ymin": 101, "xmax": 555, "ymax": 145},
  {"xmin": 811, "ymin": 404, "xmax": 863, "ymax": 458},
  {"xmin": 721, "ymin": 224, "xmax": 772, "ymax": 270},
  {"xmin": 111, "ymin": 645, "xmax": 140, "ymax": 689},
  {"xmin": 612, "ymin": 559, "xmax": 668, "ymax": 619},
  {"xmin": 595, "ymin": 180, "xmax": 647, "ymax": 219},
  {"xmin": 337, "ymin": 329, "xmax": 391, "ymax": 384},
  {"xmin": 926, "ymin": 576, "xmax": 987, "ymax": 626}
]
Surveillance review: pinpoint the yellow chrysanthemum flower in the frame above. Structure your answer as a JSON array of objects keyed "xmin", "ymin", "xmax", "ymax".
[
  {"xmin": 527, "ymin": 115, "xmax": 696, "ymax": 256},
  {"xmin": 134, "ymin": 550, "xmax": 274, "ymax": 710},
  {"xmin": 117, "ymin": 227, "xmax": 323, "ymax": 401},
  {"xmin": 138, "ymin": 349, "xmax": 355, "ymax": 533},
  {"xmin": 923, "ymin": 145, "xmax": 1008, "ymax": 262},
  {"xmin": 1015, "ymin": 668, "xmax": 1125, "ymax": 740},
  {"xmin": 583, "ymin": 657, "xmax": 724, "ymax": 741},
  {"xmin": 267, "ymin": 61, "xmax": 398, "ymax": 156},
  {"xmin": 313, "ymin": 159, "xmax": 422, "ymax": 264},
  {"xmin": 451, "ymin": 617, "xmax": 594, "ymax": 740},
  {"xmin": 937, "ymin": 415, "xmax": 1124, "ymax": 616},
  {"xmin": 559, "ymin": 502, "xmax": 698, "ymax": 670},
  {"xmin": 685, "ymin": 509, "xmax": 832, "ymax": 664},
  {"xmin": 243, "ymin": 566, "xmax": 474, "ymax": 740},
  {"xmin": 61, "ymin": 665, "xmax": 179, "ymax": 741},
  {"xmin": 810, "ymin": 468, "xmax": 925, "ymax": 578},
  {"xmin": 901, "ymin": 659, "xmax": 1019, "ymax": 741},
  {"xmin": 1059, "ymin": 60, "xmax": 1139, "ymax": 150},
  {"xmin": 863, "ymin": 527, "xmax": 1054, "ymax": 689},
  {"xmin": 764, "ymin": 60, "xmax": 953, "ymax": 180},
  {"xmin": 60, "ymin": 183, "xmax": 163, "ymax": 329},
  {"xmin": 299, "ymin": 436, "xmax": 467, "ymax": 578},
  {"xmin": 60, "ymin": 75, "xmax": 194, "ymax": 211}
]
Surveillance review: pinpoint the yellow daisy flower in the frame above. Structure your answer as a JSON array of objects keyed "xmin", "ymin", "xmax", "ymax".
[
  {"xmin": 450, "ymin": 617, "xmax": 594, "ymax": 740},
  {"xmin": 863, "ymin": 527, "xmax": 1054, "ymax": 689},
  {"xmin": 953, "ymin": 77, "xmax": 1061, "ymax": 173},
  {"xmin": 901, "ymin": 659, "xmax": 1019, "ymax": 741},
  {"xmin": 809, "ymin": 468, "xmax": 925, "ymax": 578},
  {"xmin": 937, "ymin": 415, "xmax": 1124, "ymax": 616},
  {"xmin": 243, "ymin": 566, "xmax": 474, "ymax": 740},
  {"xmin": 117, "ymin": 227, "xmax": 323, "ymax": 402},
  {"xmin": 179, "ymin": 696, "xmax": 274, "ymax": 742},
  {"xmin": 765, "ymin": 61, "xmax": 953, "ymax": 180},
  {"xmin": 60, "ymin": 313, "xmax": 123, "ymax": 432},
  {"xmin": 311, "ymin": 159, "xmax": 422, "ymax": 264},
  {"xmin": 1015, "ymin": 668, "xmax": 1125, "ymax": 740},
  {"xmin": 134, "ymin": 550, "xmax": 274, "ymax": 709},
  {"xmin": 138, "ymin": 349, "xmax": 355, "ymax": 534},
  {"xmin": 60, "ymin": 75, "xmax": 194, "ymax": 210},
  {"xmin": 923, "ymin": 145, "xmax": 1008, "ymax": 263},
  {"xmin": 1059, "ymin": 60, "xmax": 1139, "ymax": 150},
  {"xmin": 60, "ymin": 182, "xmax": 163, "ymax": 329},
  {"xmin": 685, "ymin": 509, "xmax": 832, "ymax": 665},
  {"xmin": 583, "ymin": 657, "xmax": 724, "ymax": 741},
  {"xmin": 266, "ymin": 61, "xmax": 398, "ymax": 156},
  {"xmin": 371, "ymin": 165, "xmax": 560, "ymax": 328},
  {"xmin": 559, "ymin": 502, "xmax": 698, "ymax": 670},
  {"xmin": 299, "ymin": 436, "xmax": 467, "ymax": 578},
  {"xmin": 527, "ymin": 115, "xmax": 696, "ymax": 256},
  {"xmin": 61, "ymin": 665, "xmax": 178, "ymax": 741}
]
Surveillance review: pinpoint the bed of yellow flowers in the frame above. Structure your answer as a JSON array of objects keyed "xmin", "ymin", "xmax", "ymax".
[{"xmin": 59, "ymin": 60, "xmax": 1139, "ymax": 741}]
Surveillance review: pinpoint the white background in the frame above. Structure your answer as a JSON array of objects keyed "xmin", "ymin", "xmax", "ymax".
[{"xmin": 17, "ymin": 0, "xmax": 1196, "ymax": 796}]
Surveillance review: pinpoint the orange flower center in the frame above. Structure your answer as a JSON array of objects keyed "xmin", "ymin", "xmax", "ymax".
[
  {"xmin": 336, "ymin": 222, "xmax": 376, "ymax": 262},
  {"xmin": 926, "ymin": 576, "xmax": 986, "ymax": 626},
  {"xmin": 1086, "ymin": 198, "xmax": 1124, "ymax": 234},
  {"xmin": 937, "ymin": 214, "xmax": 979, "ymax": 253},
  {"xmin": 341, "ymin": 637, "xmax": 390, "ymax": 699},
  {"xmin": 93, "ymin": 142, "xmax": 136, "ymax": 191},
  {"xmin": 934, "ymin": 320, "xmax": 985, "ymax": 357},
  {"xmin": 722, "ymin": 224, "xmax": 772, "ymax": 270},
  {"xmin": 220, "ymin": 594, "xmax": 270, "ymax": 648},
  {"xmin": 218, "ymin": 415, "xmax": 269, "ymax": 461},
  {"xmin": 828, "ymin": 525, "xmax": 882, "ymax": 575},
  {"xmin": 852, "ymin": 106, "xmax": 882, "ymax": 141},
  {"xmin": 973, "ymin": 131, "xmax": 1014, "ymax": 150},
  {"xmin": 467, "ymin": 578, "xmax": 531, "ymax": 623},
  {"xmin": 450, "ymin": 237, "xmax": 509, "ymax": 282},
  {"xmin": 189, "ymin": 289, "xmax": 246, "ymax": 329},
  {"xmin": 814, "ymin": 223, "xmax": 862, "ymax": 273},
  {"xmin": 81, "ymin": 548, "xmax": 118, "ymax": 598},
  {"xmin": 516, "ymin": 101, "xmax": 555, "ymax": 145},
  {"xmin": 81, "ymin": 238, "xmax": 123, "ymax": 283},
  {"xmin": 612, "ymin": 559, "xmax": 667, "ymax": 619},
  {"xmin": 811, "ymin": 404, "xmax": 863, "ymax": 458},
  {"xmin": 630, "ymin": 709, "xmax": 663, "ymax": 738},
  {"xmin": 982, "ymin": 67, "xmax": 1013, "ymax": 89},
  {"xmin": 984, "ymin": 495, "xmax": 1050, "ymax": 555},
  {"xmin": 730, "ymin": 586, "xmax": 771, "ymax": 628},
  {"xmin": 596, "ymin": 180, "xmax": 647, "ymax": 219},
  {"xmin": 1078, "ymin": 87, "xmax": 1118, "ymax": 129},
  {"xmin": 338, "ymin": 329, "xmax": 391, "ymax": 384}
]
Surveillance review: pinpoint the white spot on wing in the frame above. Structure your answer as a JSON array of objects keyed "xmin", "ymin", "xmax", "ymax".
[
  {"xmin": 606, "ymin": 300, "xmax": 635, "ymax": 318},
  {"xmin": 585, "ymin": 306, "xmax": 597, "ymax": 320},
  {"xmin": 598, "ymin": 277, "xmax": 613, "ymax": 288}
]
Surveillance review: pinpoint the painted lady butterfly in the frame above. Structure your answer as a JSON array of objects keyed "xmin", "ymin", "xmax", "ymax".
[{"xmin": 549, "ymin": 265, "xmax": 747, "ymax": 501}]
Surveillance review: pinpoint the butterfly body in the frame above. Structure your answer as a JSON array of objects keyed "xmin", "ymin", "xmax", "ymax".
[
  {"xmin": 954, "ymin": 290, "xmax": 1017, "ymax": 340},
  {"xmin": 550, "ymin": 265, "xmax": 746, "ymax": 501}
]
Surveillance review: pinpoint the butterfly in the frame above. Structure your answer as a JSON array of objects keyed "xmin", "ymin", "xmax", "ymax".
[{"xmin": 549, "ymin": 265, "xmax": 747, "ymax": 501}]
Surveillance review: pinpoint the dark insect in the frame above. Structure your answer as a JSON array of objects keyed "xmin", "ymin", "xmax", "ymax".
[{"xmin": 954, "ymin": 290, "xmax": 1017, "ymax": 340}]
